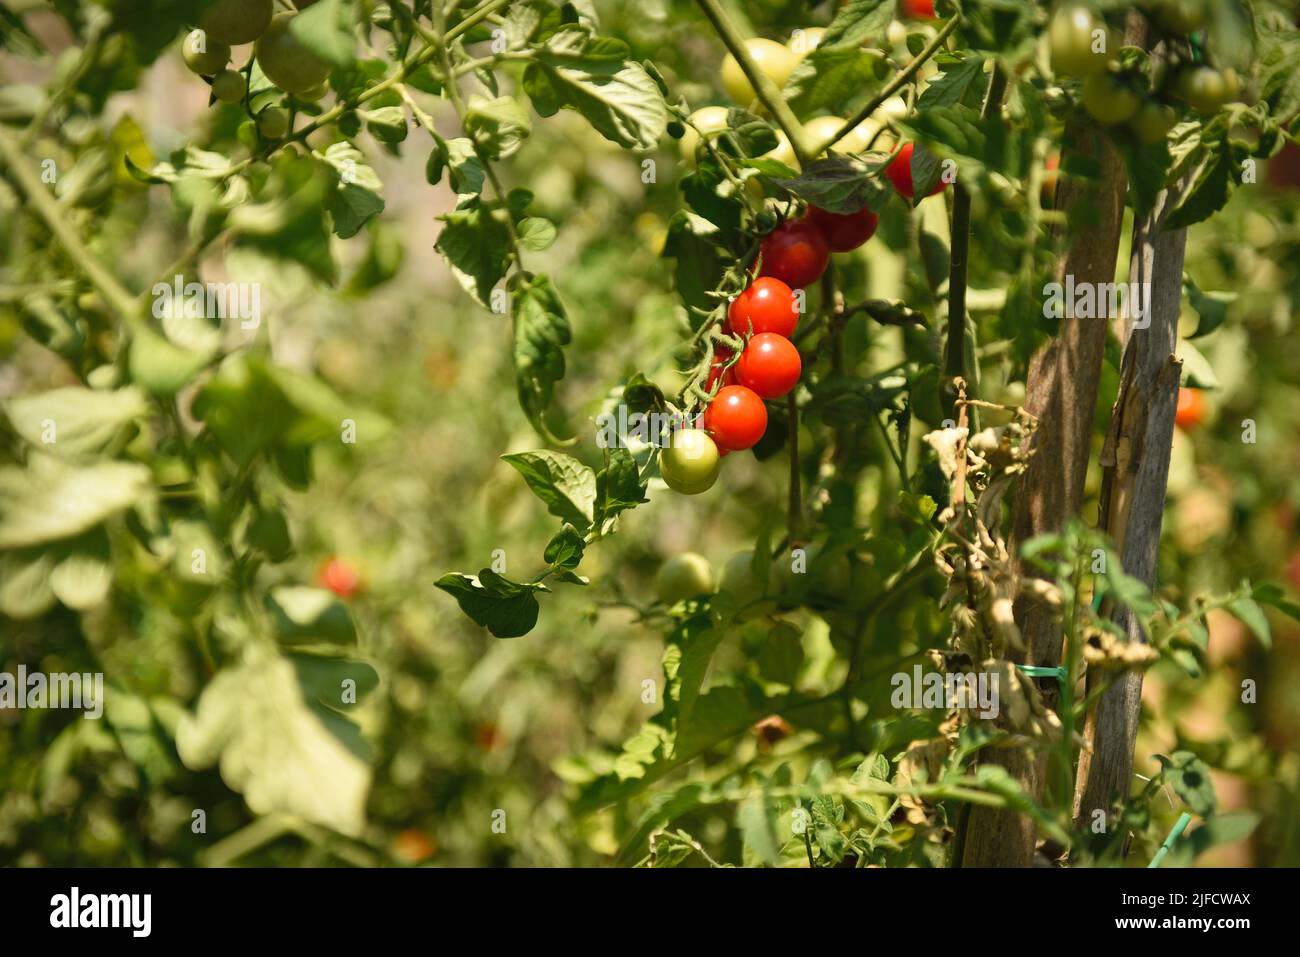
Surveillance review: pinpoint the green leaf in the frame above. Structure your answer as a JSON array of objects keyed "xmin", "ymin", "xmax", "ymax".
[
  {"xmin": 821, "ymin": 0, "xmax": 894, "ymax": 49},
  {"xmin": 1185, "ymin": 277, "xmax": 1234, "ymax": 339},
  {"xmin": 511, "ymin": 273, "xmax": 572, "ymax": 436},
  {"xmin": 517, "ymin": 216, "xmax": 557, "ymax": 251},
  {"xmin": 522, "ymin": 26, "xmax": 667, "ymax": 150},
  {"xmin": 49, "ymin": 528, "xmax": 112, "ymax": 610},
  {"xmin": 1157, "ymin": 750, "xmax": 1217, "ymax": 816},
  {"xmin": 1164, "ymin": 143, "xmax": 1232, "ymax": 231},
  {"xmin": 288, "ymin": 0, "xmax": 354, "ymax": 68},
  {"xmin": 737, "ymin": 795, "xmax": 783, "ymax": 867},
  {"xmin": 435, "ymin": 570, "xmax": 547, "ymax": 638},
  {"xmin": 0, "ymin": 454, "xmax": 151, "ymax": 549},
  {"xmin": 1258, "ymin": 20, "xmax": 1300, "ymax": 120},
  {"xmin": 465, "ymin": 94, "xmax": 532, "ymax": 160},
  {"xmin": 771, "ymin": 154, "xmax": 892, "ymax": 215},
  {"xmin": 783, "ymin": 47, "xmax": 881, "ymax": 118},
  {"xmin": 916, "ymin": 54, "xmax": 986, "ymax": 110},
  {"xmin": 4, "ymin": 386, "xmax": 146, "ymax": 459},
  {"xmin": 1227, "ymin": 594, "xmax": 1271, "ymax": 649},
  {"xmin": 501, "ymin": 449, "xmax": 595, "ymax": 530},
  {"xmin": 435, "ymin": 198, "xmax": 512, "ymax": 307},
  {"xmin": 544, "ymin": 524, "xmax": 585, "ymax": 569},
  {"xmin": 105, "ymin": 690, "xmax": 177, "ymax": 786},
  {"xmin": 327, "ymin": 182, "xmax": 385, "ymax": 239},
  {"xmin": 756, "ymin": 621, "xmax": 804, "ymax": 685},
  {"xmin": 595, "ymin": 446, "xmax": 647, "ymax": 532},
  {"xmin": 290, "ymin": 654, "xmax": 379, "ymax": 712},
  {"xmin": 129, "ymin": 327, "xmax": 211, "ymax": 397},
  {"xmin": 661, "ymin": 209, "xmax": 727, "ymax": 318},
  {"xmin": 266, "ymin": 586, "xmax": 358, "ymax": 645},
  {"xmin": 359, "ymin": 104, "xmax": 407, "ymax": 143},
  {"xmin": 0, "ymin": 548, "xmax": 57, "ymax": 619},
  {"xmin": 176, "ymin": 646, "xmax": 372, "ymax": 835},
  {"xmin": 1168, "ymin": 810, "xmax": 1260, "ymax": 866}
]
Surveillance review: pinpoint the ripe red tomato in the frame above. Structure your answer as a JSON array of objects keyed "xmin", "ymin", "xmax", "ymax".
[
  {"xmin": 806, "ymin": 206, "xmax": 878, "ymax": 252},
  {"xmin": 727, "ymin": 276, "xmax": 799, "ymax": 337},
  {"xmin": 1175, "ymin": 387, "xmax": 1206, "ymax": 429},
  {"xmin": 900, "ymin": 0, "xmax": 935, "ymax": 19},
  {"xmin": 758, "ymin": 219, "xmax": 830, "ymax": 289},
  {"xmin": 706, "ymin": 348, "xmax": 738, "ymax": 391},
  {"xmin": 736, "ymin": 333, "xmax": 801, "ymax": 399},
  {"xmin": 885, "ymin": 142, "xmax": 945, "ymax": 200},
  {"xmin": 704, "ymin": 385, "xmax": 769, "ymax": 450},
  {"xmin": 318, "ymin": 557, "xmax": 360, "ymax": 599}
]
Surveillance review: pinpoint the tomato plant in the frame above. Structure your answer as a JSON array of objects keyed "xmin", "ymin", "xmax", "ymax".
[{"xmin": 2, "ymin": 0, "xmax": 1298, "ymax": 876}]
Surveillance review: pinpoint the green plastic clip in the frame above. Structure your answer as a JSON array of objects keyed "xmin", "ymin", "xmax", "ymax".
[{"xmin": 1149, "ymin": 812, "xmax": 1193, "ymax": 868}]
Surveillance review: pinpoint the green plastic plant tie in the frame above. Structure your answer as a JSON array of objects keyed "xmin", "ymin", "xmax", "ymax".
[
  {"xmin": 1017, "ymin": 664, "xmax": 1067, "ymax": 684},
  {"xmin": 1148, "ymin": 812, "xmax": 1193, "ymax": 868}
]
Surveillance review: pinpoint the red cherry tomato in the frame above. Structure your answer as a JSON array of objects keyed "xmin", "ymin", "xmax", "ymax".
[
  {"xmin": 736, "ymin": 333, "xmax": 801, "ymax": 399},
  {"xmin": 886, "ymin": 142, "xmax": 946, "ymax": 200},
  {"xmin": 318, "ymin": 557, "xmax": 360, "ymax": 599},
  {"xmin": 806, "ymin": 206, "xmax": 879, "ymax": 252},
  {"xmin": 1175, "ymin": 387, "xmax": 1206, "ymax": 429},
  {"xmin": 900, "ymin": 0, "xmax": 935, "ymax": 19},
  {"xmin": 758, "ymin": 219, "xmax": 830, "ymax": 289},
  {"xmin": 727, "ymin": 277, "xmax": 799, "ymax": 338},
  {"xmin": 703, "ymin": 385, "xmax": 769, "ymax": 451},
  {"xmin": 706, "ymin": 348, "xmax": 738, "ymax": 391}
]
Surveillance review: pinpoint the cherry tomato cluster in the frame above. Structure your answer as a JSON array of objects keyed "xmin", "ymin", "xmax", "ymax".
[
  {"xmin": 178, "ymin": 0, "xmax": 333, "ymax": 139},
  {"xmin": 1050, "ymin": 3, "xmax": 1244, "ymax": 145}
]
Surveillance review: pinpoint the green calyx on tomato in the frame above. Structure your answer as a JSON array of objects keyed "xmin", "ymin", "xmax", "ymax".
[
  {"xmin": 704, "ymin": 385, "xmax": 768, "ymax": 451},
  {"xmin": 1049, "ymin": 5, "xmax": 1116, "ymax": 77},
  {"xmin": 655, "ymin": 552, "xmax": 716, "ymax": 604},
  {"xmin": 727, "ymin": 276, "xmax": 799, "ymax": 338},
  {"xmin": 1081, "ymin": 73, "xmax": 1141, "ymax": 124},
  {"xmin": 660, "ymin": 428, "xmax": 721, "ymax": 494},
  {"xmin": 256, "ymin": 12, "xmax": 333, "ymax": 96}
]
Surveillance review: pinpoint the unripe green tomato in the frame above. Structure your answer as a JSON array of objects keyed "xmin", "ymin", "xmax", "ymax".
[
  {"xmin": 199, "ymin": 0, "xmax": 274, "ymax": 46},
  {"xmin": 660, "ymin": 428, "xmax": 721, "ymax": 494},
  {"xmin": 720, "ymin": 38, "xmax": 798, "ymax": 106},
  {"xmin": 678, "ymin": 105, "xmax": 731, "ymax": 164},
  {"xmin": 655, "ymin": 552, "xmax": 716, "ymax": 605},
  {"xmin": 1049, "ymin": 5, "xmax": 1115, "ymax": 77},
  {"xmin": 786, "ymin": 27, "xmax": 825, "ymax": 61},
  {"xmin": 211, "ymin": 69, "xmax": 247, "ymax": 103},
  {"xmin": 1177, "ymin": 65, "xmax": 1231, "ymax": 114},
  {"xmin": 256, "ymin": 12, "xmax": 333, "ymax": 95},
  {"xmin": 256, "ymin": 105, "xmax": 289, "ymax": 139},
  {"xmin": 181, "ymin": 31, "xmax": 231, "ymax": 75},
  {"xmin": 719, "ymin": 550, "xmax": 764, "ymax": 605},
  {"xmin": 297, "ymin": 81, "xmax": 331, "ymax": 102},
  {"xmin": 1082, "ymin": 73, "xmax": 1140, "ymax": 123},
  {"xmin": 1152, "ymin": 0, "xmax": 1206, "ymax": 34},
  {"xmin": 1132, "ymin": 100, "xmax": 1177, "ymax": 144}
]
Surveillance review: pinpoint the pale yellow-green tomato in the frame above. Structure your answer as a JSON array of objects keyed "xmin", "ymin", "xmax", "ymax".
[
  {"xmin": 878, "ymin": 95, "xmax": 910, "ymax": 122},
  {"xmin": 786, "ymin": 27, "xmax": 825, "ymax": 61},
  {"xmin": 199, "ymin": 0, "xmax": 273, "ymax": 46},
  {"xmin": 210, "ymin": 69, "xmax": 246, "ymax": 103},
  {"xmin": 297, "ymin": 81, "xmax": 331, "ymax": 102},
  {"xmin": 719, "ymin": 550, "xmax": 764, "ymax": 605},
  {"xmin": 762, "ymin": 129, "xmax": 799, "ymax": 170},
  {"xmin": 659, "ymin": 428, "xmax": 721, "ymax": 494},
  {"xmin": 678, "ymin": 105, "xmax": 731, "ymax": 164},
  {"xmin": 181, "ymin": 31, "xmax": 230, "ymax": 75},
  {"xmin": 256, "ymin": 12, "xmax": 332, "ymax": 95},
  {"xmin": 256, "ymin": 105, "xmax": 289, "ymax": 139},
  {"xmin": 720, "ymin": 38, "xmax": 798, "ymax": 106},
  {"xmin": 655, "ymin": 553, "xmax": 716, "ymax": 605},
  {"xmin": 886, "ymin": 19, "xmax": 908, "ymax": 47}
]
